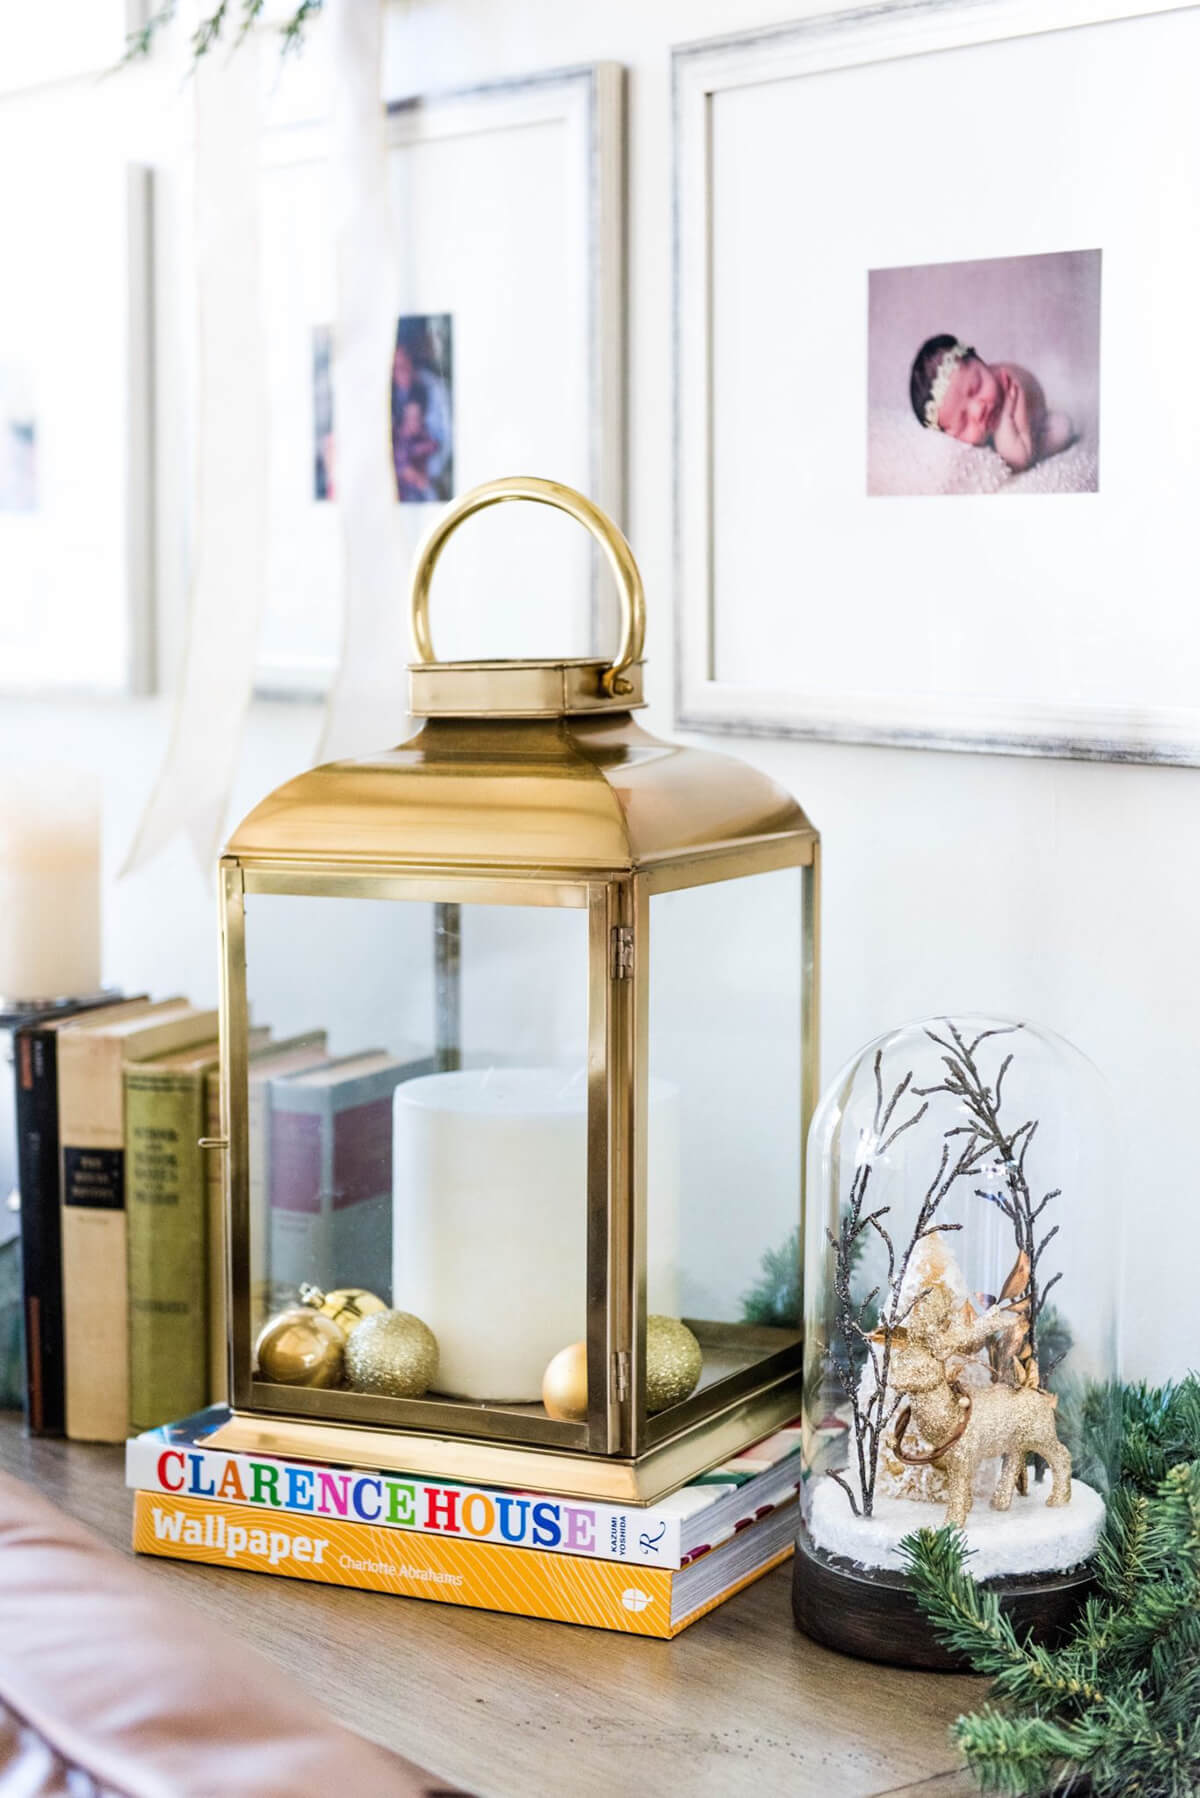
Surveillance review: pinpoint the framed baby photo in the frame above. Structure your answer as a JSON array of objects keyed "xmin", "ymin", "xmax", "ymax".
[
  {"xmin": 256, "ymin": 63, "xmax": 625, "ymax": 696},
  {"xmin": 0, "ymin": 149, "xmax": 155, "ymax": 697},
  {"xmin": 673, "ymin": 0, "xmax": 1200, "ymax": 763}
]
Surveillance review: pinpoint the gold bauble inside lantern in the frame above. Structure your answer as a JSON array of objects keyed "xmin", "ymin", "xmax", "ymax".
[
  {"xmin": 646, "ymin": 1315, "xmax": 703, "ymax": 1414},
  {"xmin": 541, "ymin": 1340, "xmax": 589, "ymax": 1422},
  {"xmin": 299, "ymin": 1284, "xmax": 388, "ymax": 1336},
  {"xmin": 344, "ymin": 1309, "xmax": 438, "ymax": 1398},
  {"xmin": 254, "ymin": 1307, "xmax": 345, "ymax": 1388}
]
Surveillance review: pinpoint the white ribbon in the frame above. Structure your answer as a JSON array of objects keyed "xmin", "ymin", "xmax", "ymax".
[{"xmin": 122, "ymin": 39, "xmax": 267, "ymax": 878}]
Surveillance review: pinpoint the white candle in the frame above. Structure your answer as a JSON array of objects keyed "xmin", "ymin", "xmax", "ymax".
[
  {"xmin": 393, "ymin": 1067, "xmax": 679, "ymax": 1403},
  {"xmin": 0, "ymin": 773, "xmax": 100, "ymax": 1001}
]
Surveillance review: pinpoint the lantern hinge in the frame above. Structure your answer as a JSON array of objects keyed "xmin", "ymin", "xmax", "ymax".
[
  {"xmin": 609, "ymin": 924, "xmax": 634, "ymax": 980},
  {"xmin": 612, "ymin": 1350, "xmax": 631, "ymax": 1403}
]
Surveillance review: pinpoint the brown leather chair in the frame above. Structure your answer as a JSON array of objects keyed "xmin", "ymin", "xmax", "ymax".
[{"xmin": 0, "ymin": 1470, "xmax": 468, "ymax": 1797}]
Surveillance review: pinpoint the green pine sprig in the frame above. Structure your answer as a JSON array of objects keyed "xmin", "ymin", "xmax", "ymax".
[
  {"xmin": 900, "ymin": 1373, "xmax": 1200, "ymax": 1798},
  {"xmin": 123, "ymin": 0, "xmax": 322, "ymax": 66}
]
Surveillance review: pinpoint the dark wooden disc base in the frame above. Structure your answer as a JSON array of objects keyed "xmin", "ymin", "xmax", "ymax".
[{"xmin": 792, "ymin": 1517, "xmax": 1095, "ymax": 1671}]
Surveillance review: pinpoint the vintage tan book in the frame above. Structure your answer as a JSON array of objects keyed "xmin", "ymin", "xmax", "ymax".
[
  {"xmin": 203, "ymin": 1031, "xmax": 328, "ymax": 1400},
  {"xmin": 59, "ymin": 1000, "xmax": 219, "ymax": 1442}
]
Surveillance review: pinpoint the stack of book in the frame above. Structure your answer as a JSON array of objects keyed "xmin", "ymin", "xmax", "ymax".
[
  {"xmin": 12, "ymin": 996, "xmax": 338, "ymax": 1442},
  {"xmin": 12, "ymin": 989, "xmax": 430, "ymax": 1444},
  {"xmin": 15, "ymin": 995, "xmax": 220, "ymax": 1441},
  {"xmin": 128, "ymin": 1409, "xmax": 803, "ymax": 1638}
]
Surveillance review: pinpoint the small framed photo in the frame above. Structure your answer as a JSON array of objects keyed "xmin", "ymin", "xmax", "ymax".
[
  {"xmin": 257, "ymin": 63, "xmax": 625, "ymax": 695},
  {"xmin": 390, "ymin": 313, "xmax": 454, "ymax": 505},
  {"xmin": 674, "ymin": 0, "xmax": 1200, "ymax": 764},
  {"xmin": 867, "ymin": 249, "xmax": 1102, "ymax": 499},
  {"xmin": 0, "ymin": 156, "xmax": 154, "ymax": 695}
]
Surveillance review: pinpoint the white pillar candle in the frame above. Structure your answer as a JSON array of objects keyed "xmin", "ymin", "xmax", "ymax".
[
  {"xmin": 393, "ymin": 1066, "xmax": 679, "ymax": 1403},
  {"xmin": 0, "ymin": 773, "xmax": 100, "ymax": 1001}
]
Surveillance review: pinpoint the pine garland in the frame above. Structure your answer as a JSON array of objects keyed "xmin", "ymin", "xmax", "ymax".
[
  {"xmin": 124, "ymin": 0, "xmax": 322, "ymax": 65},
  {"xmin": 900, "ymin": 1375, "xmax": 1200, "ymax": 1798}
]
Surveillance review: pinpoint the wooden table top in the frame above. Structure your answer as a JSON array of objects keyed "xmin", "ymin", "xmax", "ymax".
[{"xmin": 0, "ymin": 1412, "xmax": 984, "ymax": 1798}]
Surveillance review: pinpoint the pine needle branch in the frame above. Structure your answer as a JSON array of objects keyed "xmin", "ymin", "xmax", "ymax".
[{"xmin": 904, "ymin": 1375, "xmax": 1200, "ymax": 1798}]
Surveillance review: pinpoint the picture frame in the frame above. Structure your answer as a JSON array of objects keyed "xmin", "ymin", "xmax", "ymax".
[
  {"xmin": 257, "ymin": 62, "xmax": 625, "ymax": 696},
  {"xmin": 0, "ymin": 158, "xmax": 155, "ymax": 697},
  {"xmin": 673, "ymin": 0, "xmax": 1200, "ymax": 764}
]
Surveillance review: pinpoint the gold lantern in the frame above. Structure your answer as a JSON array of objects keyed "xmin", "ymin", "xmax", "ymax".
[{"xmin": 204, "ymin": 478, "xmax": 819, "ymax": 1503}]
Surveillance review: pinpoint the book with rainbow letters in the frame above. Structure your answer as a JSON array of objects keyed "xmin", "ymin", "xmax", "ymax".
[
  {"xmin": 126, "ymin": 1407, "xmax": 803, "ymax": 1570},
  {"xmin": 132, "ymin": 1487, "xmax": 796, "ymax": 1638}
]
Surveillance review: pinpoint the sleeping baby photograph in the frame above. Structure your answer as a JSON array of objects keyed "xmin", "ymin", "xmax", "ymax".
[{"xmin": 867, "ymin": 248, "xmax": 1101, "ymax": 497}]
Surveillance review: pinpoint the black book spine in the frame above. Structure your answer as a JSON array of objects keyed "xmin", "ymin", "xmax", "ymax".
[{"xmin": 15, "ymin": 1025, "xmax": 66, "ymax": 1435}]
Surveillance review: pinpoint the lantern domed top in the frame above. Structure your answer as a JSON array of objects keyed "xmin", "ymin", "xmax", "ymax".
[
  {"xmin": 225, "ymin": 714, "xmax": 813, "ymax": 874},
  {"xmin": 227, "ymin": 479, "xmax": 816, "ymax": 874}
]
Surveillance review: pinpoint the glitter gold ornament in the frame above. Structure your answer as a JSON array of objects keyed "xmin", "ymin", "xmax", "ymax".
[
  {"xmin": 254, "ymin": 1307, "xmax": 345, "ymax": 1388},
  {"xmin": 299, "ymin": 1284, "xmax": 387, "ymax": 1336},
  {"xmin": 541, "ymin": 1340, "xmax": 589, "ymax": 1422},
  {"xmin": 344, "ymin": 1309, "xmax": 438, "ymax": 1398},
  {"xmin": 646, "ymin": 1315, "xmax": 703, "ymax": 1414}
]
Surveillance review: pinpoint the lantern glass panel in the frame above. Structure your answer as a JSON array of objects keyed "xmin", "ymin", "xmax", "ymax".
[
  {"xmin": 645, "ymin": 866, "xmax": 805, "ymax": 1419},
  {"xmin": 241, "ymin": 889, "xmax": 590, "ymax": 1412}
]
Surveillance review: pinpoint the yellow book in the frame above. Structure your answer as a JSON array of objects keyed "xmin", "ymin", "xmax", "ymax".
[
  {"xmin": 132, "ymin": 1489, "xmax": 796, "ymax": 1638},
  {"xmin": 59, "ymin": 1001, "xmax": 218, "ymax": 1442}
]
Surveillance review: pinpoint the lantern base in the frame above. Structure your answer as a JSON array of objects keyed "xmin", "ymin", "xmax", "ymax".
[
  {"xmin": 200, "ymin": 1380, "xmax": 802, "ymax": 1505},
  {"xmin": 791, "ymin": 1517, "xmax": 1095, "ymax": 1670}
]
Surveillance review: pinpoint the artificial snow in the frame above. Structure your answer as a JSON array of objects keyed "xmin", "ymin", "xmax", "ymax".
[{"xmin": 808, "ymin": 1474, "xmax": 1105, "ymax": 1580}]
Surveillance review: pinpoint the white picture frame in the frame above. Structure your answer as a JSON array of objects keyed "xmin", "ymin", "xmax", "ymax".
[
  {"xmin": 673, "ymin": 0, "xmax": 1200, "ymax": 764},
  {"xmin": 257, "ymin": 62, "xmax": 625, "ymax": 697},
  {"xmin": 0, "ymin": 159, "xmax": 155, "ymax": 697}
]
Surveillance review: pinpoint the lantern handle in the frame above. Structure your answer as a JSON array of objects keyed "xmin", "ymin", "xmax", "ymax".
[{"xmin": 409, "ymin": 477, "xmax": 646, "ymax": 698}]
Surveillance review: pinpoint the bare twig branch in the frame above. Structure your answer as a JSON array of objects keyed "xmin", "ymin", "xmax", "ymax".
[
  {"xmin": 880, "ymin": 1100, "xmax": 929, "ymax": 1154},
  {"xmin": 826, "ymin": 1468, "xmax": 861, "ymax": 1518}
]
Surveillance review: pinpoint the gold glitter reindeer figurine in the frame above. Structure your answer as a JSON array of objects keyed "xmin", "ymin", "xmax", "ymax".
[{"xmin": 887, "ymin": 1285, "xmax": 1072, "ymax": 1530}]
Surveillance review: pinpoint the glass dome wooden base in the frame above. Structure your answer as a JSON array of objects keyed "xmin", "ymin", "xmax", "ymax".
[{"xmin": 791, "ymin": 1518, "xmax": 1095, "ymax": 1670}]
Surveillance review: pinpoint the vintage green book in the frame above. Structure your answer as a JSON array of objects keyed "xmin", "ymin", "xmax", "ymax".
[
  {"xmin": 128, "ymin": 1030, "xmax": 269, "ymax": 1433},
  {"xmin": 126, "ymin": 1037, "xmax": 221, "ymax": 1434}
]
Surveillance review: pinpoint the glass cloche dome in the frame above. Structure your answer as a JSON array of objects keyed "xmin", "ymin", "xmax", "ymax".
[{"xmin": 795, "ymin": 1014, "xmax": 1119, "ymax": 1667}]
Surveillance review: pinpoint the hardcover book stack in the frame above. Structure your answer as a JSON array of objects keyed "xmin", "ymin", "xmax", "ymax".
[
  {"xmin": 11, "ymin": 992, "xmax": 433, "ymax": 1442},
  {"xmin": 11, "ymin": 996, "xmax": 343, "ymax": 1443},
  {"xmin": 128, "ymin": 1408, "xmax": 803, "ymax": 1637},
  {"xmin": 15, "ymin": 995, "xmax": 222, "ymax": 1441}
]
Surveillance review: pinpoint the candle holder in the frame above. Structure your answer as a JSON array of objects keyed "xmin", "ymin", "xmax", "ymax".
[{"xmin": 203, "ymin": 477, "xmax": 819, "ymax": 1502}]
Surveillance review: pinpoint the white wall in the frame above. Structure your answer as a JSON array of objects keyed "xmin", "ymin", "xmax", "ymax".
[{"xmin": 2, "ymin": 0, "xmax": 1194, "ymax": 1382}]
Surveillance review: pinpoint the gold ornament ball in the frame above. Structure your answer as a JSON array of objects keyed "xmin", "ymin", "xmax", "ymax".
[
  {"xmin": 542, "ymin": 1340, "xmax": 589, "ymax": 1422},
  {"xmin": 254, "ymin": 1307, "xmax": 345, "ymax": 1388},
  {"xmin": 299, "ymin": 1284, "xmax": 387, "ymax": 1336},
  {"xmin": 344, "ymin": 1309, "xmax": 438, "ymax": 1398},
  {"xmin": 646, "ymin": 1315, "xmax": 703, "ymax": 1414}
]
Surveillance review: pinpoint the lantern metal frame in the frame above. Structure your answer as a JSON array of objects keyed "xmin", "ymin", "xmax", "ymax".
[{"xmin": 203, "ymin": 478, "xmax": 819, "ymax": 1503}]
